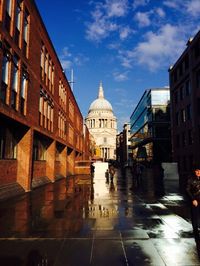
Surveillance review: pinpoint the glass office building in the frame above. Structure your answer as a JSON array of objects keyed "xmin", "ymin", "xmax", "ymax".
[{"xmin": 130, "ymin": 88, "xmax": 171, "ymax": 162}]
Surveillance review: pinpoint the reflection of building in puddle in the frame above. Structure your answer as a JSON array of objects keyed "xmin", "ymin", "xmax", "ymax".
[{"xmin": 86, "ymin": 204, "xmax": 119, "ymax": 218}]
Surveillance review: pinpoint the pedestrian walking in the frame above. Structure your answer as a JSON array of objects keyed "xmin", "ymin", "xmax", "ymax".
[
  {"xmin": 90, "ymin": 162, "xmax": 95, "ymax": 176},
  {"xmin": 135, "ymin": 162, "xmax": 144, "ymax": 188},
  {"xmin": 105, "ymin": 169, "xmax": 109, "ymax": 183},
  {"xmin": 109, "ymin": 165, "xmax": 115, "ymax": 182},
  {"xmin": 153, "ymin": 161, "xmax": 165, "ymax": 197},
  {"xmin": 186, "ymin": 165, "xmax": 200, "ymax": 238}
]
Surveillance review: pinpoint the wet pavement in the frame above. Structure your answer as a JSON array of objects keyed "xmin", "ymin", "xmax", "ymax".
[{"xmin": 0, "ymin": 167, "xmax": 199, "ymax": 265}]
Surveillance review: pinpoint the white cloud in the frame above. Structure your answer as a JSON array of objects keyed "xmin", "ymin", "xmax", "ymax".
[
  {"xmin": 132, "ymin": 0, "xmax": 150, "ymax": 10},
  {"xmin": 163, "ymin": 0, "xmax": 182, "ymax": 9},
  {"xmin": 134, "ymin": 24, "xmax": 185, "ymax": 70},
  {"xmin": 105, "ymin": 0, "xmax": 129, "ymax": 18},
  {"xmin": 62, "ymin": 47, "xmax": 72, "ymax": 57},
  {"xmin": 120, "ymin": 24, "xmax": 186, "ymax": 71},
  {"xmin": 60, "ymin": 47, "xmax": 89, "ymax": 70},
  {"xmin": 134, "ymin": 12, "xmax": 151, "ymax": 27},
  {"xmin": 113, "ymin": 71, "xmax": 129, "ymax": 81},
  {"xmin": 185, "ymin": 0, "xmax": 200, "ymax": 17},
  {"xmin": 86, "ymin": 0, "xmax": 129, "ymax": 42},
  {"xmin": 60, "ymin": 59, "xmax": 72, "ymax": 70},
  {"xmin": 156, "ymin": 8, "xmax": 165, "ymax": 18},
  {"xmin": 108, "ymin": 42, "xmax": 121, "ymax": 50},
  {"xmin": 164, "ymin": 0, "xmax": 200, "ymax": 17},
  {"xmin": 86, "ymin": 19, "xmax": 118, "ymax": 42},
  {"xmin": 119, "ymin": 26, "xmax": 133, "ymax": 40}
]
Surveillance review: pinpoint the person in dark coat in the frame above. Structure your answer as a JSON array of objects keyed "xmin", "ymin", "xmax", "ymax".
[
  {"xmin": 187, "ymin": 165, "xmax": 200, "ymax": 237},
  {"xmin": 153, "ymin": 162, "xmax": 165, "ymax": 197},
  {"xmin": 90, "ymin": 163, "xmax": 95, "ymax": 177}
]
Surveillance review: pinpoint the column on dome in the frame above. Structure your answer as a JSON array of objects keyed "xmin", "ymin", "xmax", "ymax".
[{"xmin": 105, "ymin": 119, "xmax": 107, "ymax": 128}]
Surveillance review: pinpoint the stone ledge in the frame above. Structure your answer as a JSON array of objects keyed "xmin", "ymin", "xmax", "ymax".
[
  {"xmin": 31, "ymin": 176, "xmax": 51, "ymax": 189},
  {"xmin": 0, "ymin": 183, "xmax": 25, "ymax": 201}
]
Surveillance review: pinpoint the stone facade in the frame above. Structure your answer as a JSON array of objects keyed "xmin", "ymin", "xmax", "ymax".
[{"xmin": 85, "ymin": 83, "xmax": 117, "ymax": 160}]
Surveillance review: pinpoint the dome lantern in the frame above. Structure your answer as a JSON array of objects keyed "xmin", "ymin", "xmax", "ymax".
[{"xmin": 98, "ymin": 81, "xmax": 104, "ymax": 99}]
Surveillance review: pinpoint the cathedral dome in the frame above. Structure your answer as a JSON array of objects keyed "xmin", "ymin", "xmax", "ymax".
[
  {"xmin": 89, "ymin": 98, "xmax": 113, "ymax": 111},
  {"xmin": 88, "ymin": 82, "xmax": 113, "ymax": 112}
]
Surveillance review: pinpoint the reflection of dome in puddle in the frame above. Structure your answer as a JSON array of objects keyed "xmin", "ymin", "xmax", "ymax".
[{"xmin": 93, "ymin": 179, "xmax": 109, "ymax": 198}]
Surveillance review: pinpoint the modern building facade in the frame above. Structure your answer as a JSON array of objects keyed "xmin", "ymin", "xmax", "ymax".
[
  {"xmin": 85, "ymin": 82, "xmax": 117, "ymax": 160},
  {"xmin": 130, "ymin": 88, "xmax": 171, "ymax": 163},
  {"xmin": 0, "ymin": 0, "xmax": 91, "ymax": 199},
  {"xmin": 116, "ymin": 123, "xmax": 132, "ymax": 168},
  {"xmin": 169, "ymin": 30, "xmax": 200, "ymax": 189}
]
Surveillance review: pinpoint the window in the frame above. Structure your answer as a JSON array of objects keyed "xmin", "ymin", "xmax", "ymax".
[
  {"xmin": 20, "ymin": 67, "xmax": 28, "ymax": 115},
  {"xmin": 44, "ymin": 50, "xmax": 48, "ymax": 84},
  {"xmin": 184, "ymin": 55, "xmax": 189, "ymax": 70},
  {"xmin": 185, "ymin": 80, "xmax": 191, "ymax": 96},
  {"xmin": 198, "ymin": 98, "xmax": 200, "ymax": 115},
  {"xmin": 0, "ymin": 127, "xmax": 17, "ymax": 159},
  {"xmin": 178, "ymin": 63, "xmax": 183, "ymax": 77},
  {"xmin": 194, "ymin": 42, "xmax": 200, "ymax": 58},
  {"xmin": 175, "ymin": 112, "xmax": 179, "ymax": 126},
  {"xmin": 188, "ymin": 129, "xmax": 193, "ymax": 145},
  {"xmin": 181, "ymin": 109, "xmax": 186, "ymax": 123},
  {"xmin": 179, "ymin": 86, "xmax": 184, "ymax": 101},
  {"xmin": 183, "ymin": 156, "xmax": 187, "ymax": 171},
  {"xmin": 23, "ymin": 9, "xmax": 29, "ymax": 57},
  {"xmin": 58, "ymin": 111, "xmax": 66, "ymax": 139},
  {"xmin": 51, "ymin": 65, "xmax": 54, "ymax": 94},
  {"xmin": 48, "ymin": 58, "xmax": 52, "ymax": 90},
  {"xmin": 1, "ymin": 48, "xmax": 11, "ymax": 103},
  {"xmin": 40, "ymin": 44, "xmax": 45, "ymax": 80},
  {"xmin": 188, "ymin": 155, "xmax": 193, "ymax": 171},
  {"xmin": 176, "ymin": 134, "xmax": 180, "ymax": 148},
  {"xmin": 174, "ymin": 91, "xmax": 178, "ymax": 104},
  {"xmin": 69, "ymin": 99, "xmax": 74, "ymax": 120},
  {"xmin": 104, "ymin": 137, "xmax": 107, "ymax": 144},
  {"xmin": 186, "ymin": 104, "xmax": 191, "ymax": 120},
  {"xmin": 14, "ymin": 1, "xmax": 21, "ymax": 46},
  {"xmin": 39, "ymin": 93, "xmax": 44, "ymax": 126},
  {"xmin": 39, "ymin": 88, "xmax": 54, "ymax": 132},
  {"xmin": 33, "ymin": 138, "xmax": 47, "ymax": 161},
  {"xmin": 173, "ymin": 71, "xmax": 177, "ymax": 83},
  {"xmin": 182, "ymin": 132, "xmax": 186, "ymax": 147},
  {"xmin": 4, "ymin": 0, "xmax": 12, "ymax": 33},
  {"xmin": 11, "ymin": 54, "xmax": 19, "ymax": 109},
  {"xmin": 196, "ymin": 69, "xmax": 200, "ymax": 88},
  {"xmin": 59, "ymin": 80, "xmax": 67, "ymax": 111}
]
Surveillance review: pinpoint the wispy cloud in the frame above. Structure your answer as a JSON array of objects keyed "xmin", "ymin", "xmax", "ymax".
[
  {"xmin": 113, "ymin": 71, "xmax": 129, "ymax": 81},
  {"xmin": 86, "ymin": 0, "xmax": 132, "ymax": 42},
  {"xmin": 134, "ymin": 12, "xmax": 151, "ymax": 27},
  {"xmin": 119, "ymin": 25, "xmax": 133, "ymax": 40},
  {"xmin": 86, "ymin": 0, "xmax": 200, "ymax": 73},
  {"xmin": 185, "ymin": 0, "xmax": 200, "ymax": 17},
  {"xmin": 119, "ymin": 24, "xmax": 186, "ymax": 71},
  {"xmin": 60, "ymin": 47, "xmax": 89, "ymax": 70},
  {"xmin": 134, "ymin": 24, "xmax": 186, "ymax": 70},
  {"xmin": 132, "ymin": 0, "xmax": 150, "ymax": 10},
  {"xmin": 105, "ymin": 0, "xmax": 129, "ymax": 18},
  {"xmin": 164, "ymin": 0, "xmax": 200, "ymax": 17},
  {"xmin": 156, "ymin": 8, "xmax": 165, "ymax": 18},
  {"xmin": 163, "ymin": 0, "xmax": 181, "ymax": 9},
  {"xmin": 86, "ymin": 18, "xmax": 118, "ymax": 42}
]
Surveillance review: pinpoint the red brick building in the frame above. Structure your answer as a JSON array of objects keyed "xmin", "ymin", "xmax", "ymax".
[
  {"xmin": 169, "ymin": 30, "xmax": 200, "ymax": 190},
  {"xmin": 0, "ymin": 0, "xmax": 91, "ymax": 198}
]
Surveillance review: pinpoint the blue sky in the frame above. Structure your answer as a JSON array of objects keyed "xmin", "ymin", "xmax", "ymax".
[{"xmin": 35, "ymin": 0, "xmax": 200, "ymax": 131}]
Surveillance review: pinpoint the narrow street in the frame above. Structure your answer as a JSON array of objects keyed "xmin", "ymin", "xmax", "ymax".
[{"xmin": 0, "ymin": 165, "xmax": 199, "ymax": 266}]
